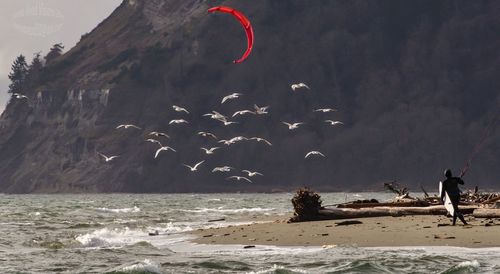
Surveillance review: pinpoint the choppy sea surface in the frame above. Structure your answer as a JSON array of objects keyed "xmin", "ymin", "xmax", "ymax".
[{"xmin": 0, "ymin": 192, "xmax": 498, "ymax": 273}]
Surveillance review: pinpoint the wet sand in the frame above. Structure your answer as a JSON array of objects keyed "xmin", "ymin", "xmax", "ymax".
[{"xmin": 193, "ymin": 215, "xmax": 500, "ymax": 247}]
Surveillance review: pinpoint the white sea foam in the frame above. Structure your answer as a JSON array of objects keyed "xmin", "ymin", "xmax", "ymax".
[
  {"xmin": 121, "ymin": 259, "xmax": 162, "ymax": 274},
  {"xmin": 95, "ymin": 206, "xmax": 140, "ymax": 213},
  {"xmin": 246, "ymin": 264, "xmax": 308, "ymax": 274},
  {"xmin": 178, "ymin": 207, "xmax": 275, "ymax": 214},
  {"xmin": 75, "ymin": 226, "xmax": 195, "ymax": 249},
  {"xmin": 457, "ymin": 260, "xmax": 480, "ymax": 268}
]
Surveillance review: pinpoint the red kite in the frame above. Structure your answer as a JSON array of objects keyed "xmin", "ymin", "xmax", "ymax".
[{"xmin": 208, "ymin": 6, "xmax": 254, "ymax": 64}]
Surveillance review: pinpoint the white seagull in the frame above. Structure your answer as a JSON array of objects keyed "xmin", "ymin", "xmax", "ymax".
[
  {"xmin": 149, "ymin": 131, "xmax": 170, "ymax": 138},
  {"xmin": 218, "ymin": 139, "xmax": 236, "ymax": 146},
  {"xmin": 250, "ymin": 137, "xmax": 272, "ymax": 146},
  {"xmin": 203, "ymin": 111, "xmax": 227, "ymax": 121},
  {"xmin": 229, "ymin": 136, "xmax": 248, "ymax": 143},
  {"xmin": 282, "ymin": 122, "xmax": 304, "ymax": 130},
  {"xmin": 98, "ymin": 152, "xmax": 119, "ymax": 162},
  {"xmin": 145, "ymin": 139, "xmax": 162, "ymax": 146},
  {"xmin": 201, "ymin": 147, "xmax": 221, "ymax": 155},
  {"xmin": 12, "ymin": 93, "xmax": 28, "ymax": 99},
  {"xmin": 219, "ymin": 120, "xmax": 238, "ymax": 126},
  {"xmin": 314, "ymin": 108, "xmax": 337, "ymax": 113},
  {"xmin": 227, "ymin": 176, "xmax": 253, "ymax": 183},
  {"xmin": 172, "ymin": 105, "xmax": 189, "ymax": 114},
  {"xmin": 242, "ymin": 170, "xmax": 263, "ymax": 177},
  {"xmin": 183, "ymin": 160, "xmax": 205, "ymax": 172},
  {"xmin": 325, "ymin": 120, "xmax": 344, "ymax": 126},
  {"xmin": 197, "ymin": 131, "xmax": 218, "ymax": 139},
  {"xmin": 305, "ymin": 151, "xmax": 326, "ymax": 159},
  {"xmin": 232, "ymin": 110, "xmax": 255, "ymax": 117},
  {"xmin": 221, "ymin": 93, "xmax": 243, "ymax": 104},
  {"xmin": 291, "ymin": 83, "xmax": 310, "ymax": 91},
  {"xmin": 116, "ymin": 124, "xmax": 141, "ymax": 130},
  {"xmin": 154, "ymin": 146, "xmax": 176, "ymax": 158},
  {"xmin": 253, "ymin": 104, "xmax": 269, "ymax": 115},
  {"xmin": 212, "ymin": 166, "xmax": 233, "ymax": 173},
  {"xmin": 169, "ymin": 119, "xmax": 188, "ymax": 125}
]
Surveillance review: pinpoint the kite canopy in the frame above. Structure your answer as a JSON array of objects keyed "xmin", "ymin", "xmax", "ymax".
[{"xmin": 208, "ymin": 6, "xmax": 254, "ymax": 64}]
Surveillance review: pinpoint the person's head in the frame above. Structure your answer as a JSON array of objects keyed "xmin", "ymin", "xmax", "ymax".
[{"xmin": 444, "ymin": 169, "xmax": 452, "ymax": 178}]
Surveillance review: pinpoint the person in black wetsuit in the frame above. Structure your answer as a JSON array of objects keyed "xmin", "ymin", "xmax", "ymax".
[{"xmin": 441, "ymin": 169, "xmax": 468, "ymax": 226}]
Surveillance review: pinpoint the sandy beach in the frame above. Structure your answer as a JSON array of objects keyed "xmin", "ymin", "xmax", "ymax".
[{"xmin": 193, "ymin": 215, "xmax": 500, "ymax": 247}]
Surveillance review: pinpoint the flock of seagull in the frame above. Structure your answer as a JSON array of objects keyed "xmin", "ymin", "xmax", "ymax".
[{"xmin": 96, "ymin": 82, "xmax": 344, "ymax": 183}]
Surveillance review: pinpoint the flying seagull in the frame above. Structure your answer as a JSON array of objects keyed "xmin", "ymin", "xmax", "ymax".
[
  {"xmin": 169, "ymin": 119, "xmax": 188, "ymax": 125},
  {"xmin": 229, "ymin": 136, "xmax": 248, "ymax": 143},
  {"xmin": 221, "ymin": 93, "xmax": 243, "ymax": 104},
  {"xmin": 145, "ymin": 139, "xmax": 162, "ymax": 146},
  {"xmin": 212, "ymin": 166, "xmax": 233, "ymax": 173},
  {"xmin": 250, "ymin": 137, "xmax": 272, "ymax": 146},
  {"xmin": 149, "ymin": 131, "xmax": 170, "ymax": 138},
  {"xmin": 242, "ymin": 170, "xmax": 263, "ymax": 177},
  {"xmin": 98, "ymin": 152, "xmax": 119, "ymax": 162},
  {"xmin": 12, "ymin": 93, "xmax": 28, "ymax": 99},
  {"xmin": 203, "ymin": 111, "xmax": 227, "ymax": 121},
  {"xmin": 219, "ymin": 120, "xmax": 238, "ymax": 126},
  {"xmin": 253, "ymin": 104, "xmax": 269, "ymax": 115},
  {"xmin": 201, "ymin": 147, "xmax": 221, "ymax": 155},
  {"xmin": 172, "ymin": 105, "xmax": 189, "ymax": 114},
  {"xmin": 325, "ymin": 120, "xmax": 344, "ymax": 126},
  {"xmin": 282, "ymin": 122, "xmax": 304, "ymax": 130},
  {"xmin": 197, "ymin": 131, "xmax": 217, "ymax": 139},
  {"xmin": 116, "ymin": 124, "xmax": 141, "ymax": 130},
  {"xmin": 291, "ymin": 83, "xmax": 310, "ymax": 91},
  {"xmin": 305, "ymin": 151, "xmax": 326, "ymax": 159},
  {"xmin": 154, "ymin": 146, "xmax": 176, "ymax": 158},
  {"xmin": 314, "ymin": 108, "xmax": 337, "ymax": 113},
  {"xmin": 227, "ymin": 176, "xmax": 253, "ymax": 183},
  {"xmin": 183, "ymin": 160, "xmax": 205, "ymax": 172},
  {"xmin": 218, "ymin": 139, "xmax": 236, "ymax": 146},
  {"xmin": 232, "ymin": 110, "xmax": 256, "ymax": 117}
]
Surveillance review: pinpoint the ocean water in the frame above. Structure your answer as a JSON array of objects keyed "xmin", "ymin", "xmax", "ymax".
[{"xmin": 0, "ymin": 192, "xmax": 498, "ymax": 273}]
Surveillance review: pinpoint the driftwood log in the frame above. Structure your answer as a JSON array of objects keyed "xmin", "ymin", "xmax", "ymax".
[
  {"xmin": 482, "ymin": 196, "xmax": 500, "ymax": 205},
  {"xmin": 472, "ymin": 208, "xmax": 500, "ymax": 218},
  {"xmin": 316, "ymin": 205, "xmax": 478, "ymax": 220},
  {"xmin": 337, "ymin": 200, "xmax": 431, "ymax": 209}
]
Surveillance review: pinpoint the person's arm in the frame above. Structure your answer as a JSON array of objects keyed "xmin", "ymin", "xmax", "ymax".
[{"xmin": 458, "ymin": 178, "xmax": 465, "ymax": 185}]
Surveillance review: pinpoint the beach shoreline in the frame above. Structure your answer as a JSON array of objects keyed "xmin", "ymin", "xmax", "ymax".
[{"xmin": 191, "ymin": 215, "xmax": 500, "ymax": 248}]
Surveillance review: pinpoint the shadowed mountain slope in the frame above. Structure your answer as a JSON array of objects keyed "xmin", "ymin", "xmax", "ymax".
[{"xmin": 0, "ymin": 0, "xmax": 498, "ymax": 193}]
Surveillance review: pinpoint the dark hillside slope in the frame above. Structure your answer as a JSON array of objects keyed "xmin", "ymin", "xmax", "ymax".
[{"xmin": 0, "ymin": 0, "xmax": 498, "ymax": 193}]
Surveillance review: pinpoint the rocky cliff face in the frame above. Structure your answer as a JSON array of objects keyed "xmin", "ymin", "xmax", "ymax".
[{"xmin": 0, "ymin": 0, "xmax": 498, "ymax": 193}]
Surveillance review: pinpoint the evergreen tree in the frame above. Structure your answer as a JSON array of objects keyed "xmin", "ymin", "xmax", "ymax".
[
  {"xmin": 8, "ymin": 55, "xmax": 29, "ymax": 95},
  {"xmin": 27, "ymin": 52, "xmax": 44, "ymax": 83},
  {"xmin": 44, "ymin": 43, "xmax": 64, "ymax": 64}
]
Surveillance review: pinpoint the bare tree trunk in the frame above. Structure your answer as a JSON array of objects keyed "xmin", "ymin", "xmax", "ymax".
[
  {"xmin": 336, "ymin": 200, "xmax": 431, "ymax": 209},
  {"xmin": 316, "ymin": 205, "xmax": 478, "ymax": 220},
  {"xmin": 473, "ymin": 208, "xmax": 500, "ymax": 218}
]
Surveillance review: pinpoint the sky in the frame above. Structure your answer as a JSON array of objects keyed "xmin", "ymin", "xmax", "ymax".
[{"xmin": 0, "ymin": 0, "xmax": 122, "ymax": 112}]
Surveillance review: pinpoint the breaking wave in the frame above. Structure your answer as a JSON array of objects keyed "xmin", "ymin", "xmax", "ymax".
[{"xmin": 95, "ymin": 206, "xmax": 140, "ymax": 213}]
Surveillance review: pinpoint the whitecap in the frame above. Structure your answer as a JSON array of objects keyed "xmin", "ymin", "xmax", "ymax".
[
  {"xmin": 95, "ymin": 206, "xmax": 140, "ymax": 213},
  {"xmin": 457, "ymin": 260, "xmax": 480, "ymax": 268},
  {"xmin": 75, "ymin": 227, "xmax": 144, "ymax": 248},
  {"xmin": 120, "ymin": 259, "xmax": 162, "ymax": 274},
  {"xmin": 245, "ymin": 264, "xmax": 308, "ymax": 274},
  {"xmin": 75, "ymin": 226, "xmax": 194, "ymax": 249}
]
